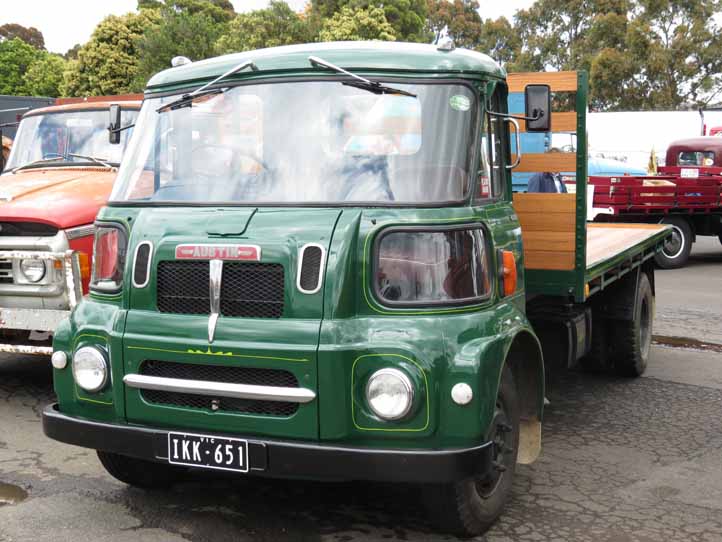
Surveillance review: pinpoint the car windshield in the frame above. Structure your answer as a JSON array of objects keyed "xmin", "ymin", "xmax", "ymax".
[
  {"xmin": 678, "ymin": 151, "xmax": 715, "ymax": 167},
  {"xmin": 4, "ymin": 109, "xmax": 138, "ymax": 171},
  {"xmin": 110, "ymin": 81, "xmax": 477, "ymax": 204}
]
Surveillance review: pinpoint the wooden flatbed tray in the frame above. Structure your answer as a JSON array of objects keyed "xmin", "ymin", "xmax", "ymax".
[{"xmin": 586, "ymin": 223, "xmax": 668, "ymax": 270}]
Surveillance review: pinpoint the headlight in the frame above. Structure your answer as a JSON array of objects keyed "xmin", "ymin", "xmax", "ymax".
[
  {"xmin": 19, "ymin": 259, "xmax": 46, "ymax": 283},
  {"xmin": 72, "ymin": 346, "xmax": 108, "ymax": 392},
  {"xmin": 365, "ymin": 368, "xmax": 414, "ymax": 420}
]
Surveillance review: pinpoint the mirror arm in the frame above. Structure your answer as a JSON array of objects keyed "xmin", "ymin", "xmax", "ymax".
[
  {"xmin": 108, "ymin": 123, "xmax": 136, "ymax": 134},
  {"xmin": 487, "ymin": 109, "xmax": 544, "ymax": 122}
]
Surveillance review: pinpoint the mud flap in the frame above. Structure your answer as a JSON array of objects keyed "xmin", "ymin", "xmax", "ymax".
[{"xmin": 517, "ymin": 418, "xmax": 541, "ymax": 464}]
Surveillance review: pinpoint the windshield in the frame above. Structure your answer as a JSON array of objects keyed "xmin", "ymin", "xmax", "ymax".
[
  {"xmin": 111, "ymin": 81, "xmax": 477, "ymax": 204},
  {"xmin": 5, "ymin": 109, "xmax": 138, "ymax": 171},
  {"xmin": 678, "ymin": 151, "xmax": 715, "ymax": 167}
]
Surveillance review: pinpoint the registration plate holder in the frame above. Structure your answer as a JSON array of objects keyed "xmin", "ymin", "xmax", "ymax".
[{"xmin": 167, "ymin": 431, "xmax": 249, "ymax": 473}]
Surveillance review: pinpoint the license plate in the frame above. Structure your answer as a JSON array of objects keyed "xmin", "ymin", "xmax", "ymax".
[{"xmin": 167, "ymin": 432, "xmax": 249, "ymax": 473}]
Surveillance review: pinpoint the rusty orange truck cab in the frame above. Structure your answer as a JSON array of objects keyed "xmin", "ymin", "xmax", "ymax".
[
  {"xmin": 0, "ymin": 98, "xmax": 140, "ymax": 354},
  {"xmin": 42, "ymin": 43, "xmax": 670, "ymax": 536}
]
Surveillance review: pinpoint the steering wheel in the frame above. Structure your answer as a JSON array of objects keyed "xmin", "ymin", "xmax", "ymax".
[{"xmin": 190, "ymin": 143, "xmax": 270, "ymax": 174}]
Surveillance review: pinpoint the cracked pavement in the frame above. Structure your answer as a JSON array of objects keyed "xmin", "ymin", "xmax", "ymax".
[{"xmin": 1, "ymin": 241, "xmax": 722, "ymax": 542}]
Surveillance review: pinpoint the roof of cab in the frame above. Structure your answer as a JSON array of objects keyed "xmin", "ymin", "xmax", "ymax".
[
  {"xmin": 146, "ymin": 41, "xmax": 505, "ymax": 91},
  {"xmin": 24, "ymin": 100, "xmax": 142, "ymax": 118}
]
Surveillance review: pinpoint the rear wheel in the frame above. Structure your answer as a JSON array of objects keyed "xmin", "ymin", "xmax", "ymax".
[
  {"xmin": 611, "ymin": 272, "xmax": 654, "ymax": 377},
  {"xmin": 423, "ymin": 366, "xmax": 519, "ymax": 537},
  {"xmin": 654, "ymin": 217, "xmax": 692, "ymax": 269},
  {"xmin": 97, "ymin": 451, "xmax": 183, "ymax": 489}
]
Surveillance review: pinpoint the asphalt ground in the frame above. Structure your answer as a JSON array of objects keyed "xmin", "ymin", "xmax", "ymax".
[{"xmin": 1, "ymin": 238, "xmax": 721, "ymax": 542}]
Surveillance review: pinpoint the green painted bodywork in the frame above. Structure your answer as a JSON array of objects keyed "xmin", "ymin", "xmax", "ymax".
[
  {"xmin": 146, "ymin": 42, "xmax": 505, "ymax": 94},
  {"xmin": 52, "ymin": 44, "xmax": 660, "ymax": 459}
]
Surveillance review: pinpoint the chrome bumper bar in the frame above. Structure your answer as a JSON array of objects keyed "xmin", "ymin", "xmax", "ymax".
[
  {"xmin": 123, "ymin": 374, "xmax": 317, "ymax": 404},
  {"xmin": 0, "ymin": 250, "xmax": 82, "ymax": 356}
]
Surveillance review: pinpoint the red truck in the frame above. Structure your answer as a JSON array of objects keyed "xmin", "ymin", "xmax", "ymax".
[
  {"xmin": 0, "ymin": 96, "xmax": 140, "ymax": 354},
  {"xmin": 589, "ymin": 136, "xmax": 722, "ymax": 268}
]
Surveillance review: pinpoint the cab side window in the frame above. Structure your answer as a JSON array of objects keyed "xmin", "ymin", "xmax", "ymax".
[{"xmin": 476, "ymin": 87, "xmax": 506, "ymax": 202}]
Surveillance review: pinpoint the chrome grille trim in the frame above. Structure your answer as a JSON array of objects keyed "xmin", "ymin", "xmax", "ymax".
[
  {"xmin": 65, "ymin": 224, "xmax": 95, "ymax": 240},
  {"xmin": 123, "ymin": 374, "xmax": 316, "ymax": 404}
]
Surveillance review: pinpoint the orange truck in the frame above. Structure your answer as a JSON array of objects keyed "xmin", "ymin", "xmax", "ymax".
[{"xmin": 0, "ymin": 96, "xmax": 140, "ymax": 354}]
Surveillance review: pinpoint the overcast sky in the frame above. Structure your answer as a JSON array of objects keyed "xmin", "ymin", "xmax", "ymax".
[{"xmin": 0, "ymin": 0, "xmax": 536, "ymax": 54}]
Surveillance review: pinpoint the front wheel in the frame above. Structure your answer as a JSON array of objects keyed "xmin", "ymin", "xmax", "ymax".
[
  {"xmin": 654, "ymin": 217, "xmax": 692, "ymax": 269},
  {"xmin": 97, "ymin": 451, "xmax": 184, "ymax": 489},
  {"xmin": 423, "ymin": 366, "xmax": 519, "ymax": 537}
]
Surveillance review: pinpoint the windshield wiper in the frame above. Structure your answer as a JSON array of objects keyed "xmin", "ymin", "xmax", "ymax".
[
  {"xmin": 68, "ymin": 153, "xmax": 116, "ymax": 168},
  {"xmin": 157, "ymin": 59, "xmax": 258, "ymax": 114},
  {"xmin": 10, "ymin": 156, "xmax": 64, "ymax": 174},
  {"xmin": 308, "ymin": 56, "xmax": 417, "ymax": 98}
]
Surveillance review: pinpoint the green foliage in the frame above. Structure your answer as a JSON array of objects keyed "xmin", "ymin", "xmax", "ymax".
[
  {"xmin": 138, "ymin": 0, "xmax": 235, "ymax": 23},
  {"xmin": 313, "ymin": 0, "xmax": 428, "ymax": 41},
  {"xmin": 64, "ymin": 44, "xmax": 82, "ymax": 60},
  {"xmin": 426, "ymin": 0, "xmax": 481, "ymax": 48},
  {"xmin": 318, "ymin": 5, "xmax": 396, "ymax": 41},
  {"xmin": 135, "ymin": 4, "xmax": 226, "ymax": 87},
  {"xmin": 63, "ymin": 11, "xmax": 160, "ymax": 96},
  {"xmin": 0, "ymin": 23, "xmax": 45, "ymax": 49},
  {"xmin": 22, "ymin": 54, "xmax": 67, "ymax": 97},
  {"xmin": 215, "ymin": 1, "xmax": 312, "ymax": 54},
  {"xmin": 0, "ymin": 38, "xmax": 44, "ymax": 95}
]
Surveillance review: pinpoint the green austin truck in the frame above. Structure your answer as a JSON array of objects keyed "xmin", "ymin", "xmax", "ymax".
[{"xmin": 42, "ymin": 42, "xmax": 670, "ymax": 536}]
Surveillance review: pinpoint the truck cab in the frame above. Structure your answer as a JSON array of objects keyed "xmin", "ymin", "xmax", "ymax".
[
  {"xmin": 42, "ymin": 42, "xmax": 669, "ymax": 536},
  {"xmin": 0, "ymin": 98, "xmax": 140, "ymax": 354}
]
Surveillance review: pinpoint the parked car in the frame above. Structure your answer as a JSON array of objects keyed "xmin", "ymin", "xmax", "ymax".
[{"xmin": 0, "ymin": 97, "xmax": 140, "ymax": 354}]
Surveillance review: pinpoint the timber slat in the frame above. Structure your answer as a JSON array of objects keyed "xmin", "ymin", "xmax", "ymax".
[
  {"xmin": 512, "ymin": 152, "xmax": 577, "ymax": 173},
  {"xmin": 508, "ymin": 71, "xmax": 578, "ymax": 93},
  {"xmin": 517, "ymin": 111, "xmax": 577, "ymax": 133}
]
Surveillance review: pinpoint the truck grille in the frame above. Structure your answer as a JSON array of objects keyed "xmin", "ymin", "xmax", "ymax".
[
  {"xmin": 0, "ymin": 259, "xmax": 11, "ymax": 284},
  {"xmin": 156, "ymin": 261, "xmax": 285, "ymax": 318},
  {"xmin": 138, "ymin": 360, "xmax": 299, "ymax": 417},
  {"xmin": 0, "ymin": 222, "xmax": 58, "ymax": 237}
]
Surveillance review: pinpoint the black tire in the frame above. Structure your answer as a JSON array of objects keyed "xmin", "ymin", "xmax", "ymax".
[
  {"xmin": 97, "ymin": 451, "xmax": 183, "ymax": 489},
  {"xmin": 654, "ymin": 217, "xmax": 692, "ymax": 269},
  {"xmin": 611, "ymin": 272, "xmax": 654, "ymax": 377},
  {"xmin": 423, "ymin": 366, "xmax": 519, "ymax": 537}
]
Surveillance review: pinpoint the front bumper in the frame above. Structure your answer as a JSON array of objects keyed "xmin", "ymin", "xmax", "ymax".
[
  {"xmin": 0, "ymin": 250, "xmax": 83, "ymax": 355},
  {"xmin": 42, "ymin": 404, "xmax": 493, "ymax": 483}
]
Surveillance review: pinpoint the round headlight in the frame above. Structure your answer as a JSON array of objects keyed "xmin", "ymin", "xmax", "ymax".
[
  {"xmin": 72, "ymin": 346, "xmax": 108, "ymax": 392},
  {"xmin": 365, "ymin": 368, "xmax": 414, "ymax": 421},
  {"xmin": 20, "ymin": 259, "xmax": 46, "ymax": 283}
]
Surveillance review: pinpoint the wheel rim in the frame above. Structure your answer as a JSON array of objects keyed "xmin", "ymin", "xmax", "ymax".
[
  {"xmin": 662, "ymin": 225, "xmax": 684, "ymax": 259},
  {"xmin": 476, "ymin": 402, "xmax": 514, "ymax": 499},
  {"xmin": 639, "ymin": 295, "xmax": 652, "ymax": 359}
]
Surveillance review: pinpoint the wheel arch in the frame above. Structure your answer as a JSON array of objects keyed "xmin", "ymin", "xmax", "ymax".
[{"xmin": 502, "ymin": 329, "xmax": 544, "ymax": 464}]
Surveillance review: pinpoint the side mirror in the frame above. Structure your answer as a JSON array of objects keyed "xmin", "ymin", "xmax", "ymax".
[
  {"xmin": 525, "ymin": 84, "xmax": 551, "ymax": 132},
  {"xmin": 108, "ymin": 104, "xmax": 121, "ymax": 144}
]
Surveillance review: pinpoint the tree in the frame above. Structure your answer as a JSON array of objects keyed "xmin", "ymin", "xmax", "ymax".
[
  {"xmin": 63, "ymin": 11, "xmax": 160, "ymax": 96},
  {"xmin": 135, "ymin": 5, "xmax": 227, "ymax": 87},
  {"xmin": 512, "ymin": 0, "xmax": 722, "ymax": 110},
  {"xmin": 0, "ymin": 38, "xmax": 44, "ymax": 95},
  {"xmin": 318, "ymin": 5, "xmax": 396, "ymax": 41},
  {"xmin": 312, "ymin": 0, "xmax": 428, "ymax": 41},
  {"xmin": 0, "ymin": 23, "xmax": 45, "ymax": 49},
  {"xmin": 477, "ymin": 17, "xmax": 520, "ymax": 67},
  {"xmin": 138, "ymin": 0, "xmax": 235, "ymax": 23},
  {"xmin": 215, "ymin": 1, "xmax": 312, "ymax": 54},
  {"xmin": 23, "ymin": 54, "xmax": 67, "ymax": 97},
  {"xmin": 64, "ymin": 43, "xmax": 82, "ymax": 60},
  {"xmin": 426, "ymin": 0, "xmax": 482, "ymax": 48}
]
